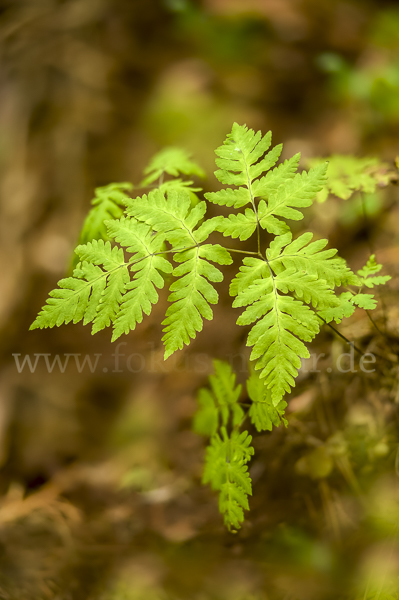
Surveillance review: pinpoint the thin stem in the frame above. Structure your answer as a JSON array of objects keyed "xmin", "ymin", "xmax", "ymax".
[
  {"xmin": 365, "ymin": 309, "xmax": 387, "ymax": 338},
  {"xmin": 317, "ymin": 314, "xmax": 394, "ymax": 365},
  {"xmin": 238, "ymin": 145, "xmax": 262, "ymax": 255},
  {"xmin": 223, "ymin": 247, "xmax": 261, "ymax": 257},
  {"xmin": 316, "ymin": 314, "xmax": 365, "ymax": 356},
  {"xmin": 150, "ymin": 244, "xmax": 198, "ymax": 256}
]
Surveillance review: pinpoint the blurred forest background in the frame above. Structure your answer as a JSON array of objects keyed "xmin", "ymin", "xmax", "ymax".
[{"xmin": 0, "ymin": 0, "xmax": 399, "ymax": 598}]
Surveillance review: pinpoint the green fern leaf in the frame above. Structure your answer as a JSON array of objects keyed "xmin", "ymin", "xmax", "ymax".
[
  {"xmin": 79, "ymin": 183, "xmax": 132, "ymax": 244},
  {"xmin": 203, "ymin": 427, "xmax": 254, "ymax": 530},
  {"xmin": 234, "ymin": 274, "xmax": 322, "ymax": 404},
  {"xmin": 141, "ymin": 147, "xmax": 205, "ymax": 186},
  {"xmin": 194, "ymin": 360, "xmax": 243, "ymax": 436},
  {"xmin": 125, "ymin": 188, "xmax": 232, "ymax": 357},
  {"xmin": 252, "ymin": 153, "xmax": 300, "ymax": 197},
  {"xmin": 351, "ymin": 293, "xmax": 377, "ymax": 309},
  {"xmin": 31, "ymin": 240, "xmax": 129, "ymax": 331},
  {"xmin": 205, "ymin": 123, "xmax": 282, "ymax": 209},
  {"xmin": 258, "ymin": 162, "xmax": 328, "ymax": 230},
  {"xmin": 105, "ymin": 217, "xmax": 173, "ymax": 340},
  {"xmin": 161, "ymin": 245, "xmax": 231, "ymax": 359},
  {"xmin": 159, "ymin": 178, "xmax": 202, "ymax": 206},
  {"xmin": 317, "ymin": 291, "xmax": 356, "ymax": 324},
  {"xmin": 194, "ymin": 388, "xmax": 219, "ymax": 437},
  {"xmin": 125, "ymin": 187, "xmax": 231, "ymax": 355},
  {"xmin": 266, "ymin": 232, "xmax": 357, "ymax": 287},
  {"xmin": 219, "ymin": 481, "xmax": 249, "ymax": 530},
  {"xmin": 229, "ymin": 257, "xmax": 269, "ymax": 297},
  {"xmin": 74, "ymin": 239, "xmax": 131, "ymax": 333},
  {"xmin": 125, "ymin": 188, "xmax": 215, "ymax": 247},
  {"xmin": 230, "ymin": 231, "xmax": 348, "ymax": 403},
  {"xmin": 247, "ymin": 369, "xmax": 287, "ymax": 432},
  {"xmin": 319, "ymin": 254, "xmax": 390, "ymax": 323},
  {"xmin": 308, "ymin": 155, "xmax": 389, "ymax": 202},
  {"xmin": 357, "ymin": 254, "xmax": 391, "ymax": 288},
  {"xmin": 206, "ymin": 123, "xmax": 326, "ymax": 242},
  {"xmin": 216, "ymin": 210, "xmax": 258, "ymax": 241}
]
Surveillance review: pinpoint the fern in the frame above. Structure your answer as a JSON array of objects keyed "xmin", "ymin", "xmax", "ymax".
[
  {"xmin": 357, "ymin": 253, "xmax": 391, "ymax": 288},
  {"xmin": 31, "ymin": 240, "xmax": 130, "ymax": 331},
  {"xmin": 31, "ymin": 122, "xmax": 392, "ymax": 529},
  {"xmin": 247, "ymin": 368, "xmax": 287, "ymax": 432},
  {"xmin": 195, "ymin": 360, "xmax": 288, "ymax": 529},
  {"xmin": 140, "ymin": 146, "xmax": 205, "ymax": 186},
  {"xmin": 194, "ymin": 360, "xmax": 243, "ymax": 437},
  {"xmin": 205, "ymin": 123, "xmax": 327, "ymax": 240},
  {"xmin": 106, "ymin": 217, "xmax": 173, "ymax": 340},
  {"xmin": 319, "ymin": 254, "xmax": 391, "ymax": 322},
  {"xmin": 123, "ymin": 187, "xmax": 232, "ymax": 357},
  {"xmin": 203, "ymin": 427, "xmax": 254, "ymax": 531},
  {"xmin": 78, "ymin": 182, "xmax": 133, "ymax": 244},
  {"xmin": 308, "ymin": 154, "xmax": 391, "ymax": 202},
  {"xmin": 141, "ymin": 146, "xmax": 206, "ymax": 207}
]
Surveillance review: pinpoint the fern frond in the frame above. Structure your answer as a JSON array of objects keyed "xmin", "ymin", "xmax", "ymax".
[
  {"xmin": 229, "ymin": 257, "xmax": 269, "ymax": 297},
  {"xmin": 79, "ymin": 183, "xmax": 133, "ymax": 244},
  {"xmin": 266, "ymin": 232, "xmax": 357, "ymax": 287},
  {"xmin": 194, "ymin": 360, "xmax": 243, "ymax": 436},
  {"xmin": 161, "ymin": 243, "xmax": 232, "ymax": 359},
  {"xmin": 317, "ymin": 291, "xmax": 356, "ymax": 324},
  {"xmin": 125, "ymin": 188, "xmax": 213, "ymax": 247},
  {"xmin": 125, "ymin": 188, "xmax": 232, "ymax": 357},
  {"xmin": 230, "ymin": 229, "xmax": 350, "ymax": 403},
  {"xmin": 247, "ymin": 368, "xmax": 287, "ymax": 432},
  {"xmin": 258, "ymin": 163, "xmax": 328, "ymax": 231},
  {"xmin": 234, "ymin": 274, "xmax": 322, "ymax": 404},
  {"xmin": 308, "ymin": 155, "xmax": 389, "ymax": 202},
  {"xmin": 319, "ymin": 254, "xmax": 390, "ymax": 322},
  {"xmin": 203, "ymin": 427, "xmax": 254, "ymax": 530},
  {"xmin": 351, "ymin": 293, "xmax": 377, "ymax": 310},
  {"xmin": 31, "ymin": 240, "xmax": 129, "ymax": 332},
  {"xmin": 252, "ymin": 153, "xmax": 301, "ymax": 197},
  {"xmin": 105, "ymin": 218, "xmax": 173, "ymax": 341},
  {"xmin": 159, "ymin": 178, "xmax": 202, "ymax": 206},
  {"xmin": 206, "ymin": 123, "xmax": 326, "ymax": 242},
  {"xmin": 74, "ymin": 240, "xmax": 131, "ymax": 333},
  {"xmin": 357, "ymin": 254, "xmax": 391, "ymax": 288},
  {"xmin": 141, "ymin": 147, "xmax": 205, "ymax": 186},
  {"xmin": 215, "ymin": 210, "xmax": 258, "ymax": 241},
  {"xmin": 205, "ymin": 123, "xmax": 282, "ymax": 209}
]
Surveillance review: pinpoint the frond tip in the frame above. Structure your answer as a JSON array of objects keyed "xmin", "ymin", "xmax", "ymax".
[
  {"xmin": 141, "ymin": 147, "xmax": 205, "ymax": 186},
  {"xmin": 203, "ymin": 428, "xmax": 254, "ymax": 531}
]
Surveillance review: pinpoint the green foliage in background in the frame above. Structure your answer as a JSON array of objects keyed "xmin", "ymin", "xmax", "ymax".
[{"xmin": 308, "ymin": 155, "xmax": 390, "ymax": 202}]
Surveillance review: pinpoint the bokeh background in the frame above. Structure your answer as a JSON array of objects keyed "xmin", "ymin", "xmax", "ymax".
[{"xmin": 0, "ymin": 0, "xmax": 399, "ymax": 598}]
